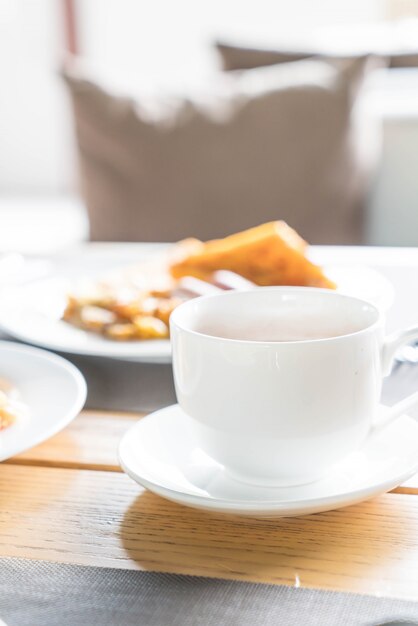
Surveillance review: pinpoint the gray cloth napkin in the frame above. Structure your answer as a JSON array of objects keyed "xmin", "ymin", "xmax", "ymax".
[
  {"xmin": 60, "ymin": 353, "xmax": 177, "ymax": 413},
  {"xmin": 0, "ymin": 557, "xmax": 417, "ymax": 626}
]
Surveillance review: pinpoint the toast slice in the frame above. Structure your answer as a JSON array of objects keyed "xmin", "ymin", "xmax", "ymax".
[{"xmin": 169, "ymin": 221, "xmax": 335, "ymax": 289}]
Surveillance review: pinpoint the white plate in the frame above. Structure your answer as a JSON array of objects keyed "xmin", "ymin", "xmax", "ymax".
[
  {"xmin": 119, "ymin": 404, "xmax": 418, "ymax": 517},
  {"xmin": 0, "ymin": 276, "xmax": 171, "ymax": 363},
  {"xmin": 326, "ymin": 266, "xmax": 394, "ymax": 313},
  {"xmin": 0, "ymin": 257, "xmax": 394, "ymax": 363},
  {"xmin": 0, "ymin": 341, "xmax": 86, "ymax": 461}
]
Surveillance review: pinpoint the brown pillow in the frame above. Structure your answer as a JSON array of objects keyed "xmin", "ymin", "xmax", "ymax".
[
  {"xmin": 216, "ymin": 41, "xmax": 417, "ymax": 71},
  {"xmin": 63, "ymin": 55, "xmax": 380, "ymax": 244}
]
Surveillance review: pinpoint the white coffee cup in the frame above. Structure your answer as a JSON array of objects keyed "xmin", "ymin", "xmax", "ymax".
[{"xmin": 170, "ymin": 287, "xmax": 418, "ymax": 487}]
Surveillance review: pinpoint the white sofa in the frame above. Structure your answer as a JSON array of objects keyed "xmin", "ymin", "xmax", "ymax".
[
  {"xmin": 366, "ymin": 68, "xmax": 418, "ymax": 246},
  {"xmin": 1, "ymin": 69, "xmax": 418, "ymax": 253}
]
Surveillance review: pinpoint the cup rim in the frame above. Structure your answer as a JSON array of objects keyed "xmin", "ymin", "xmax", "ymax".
[{"xmin": 170, "ymin": 286, "xmax": 382, "ymax": 345}]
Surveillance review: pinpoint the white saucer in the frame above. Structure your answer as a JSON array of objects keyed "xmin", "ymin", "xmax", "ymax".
[
  {"xmin": 119, "ymin": 404, "xmax": 418, "ymax": 517},
  {"xmin": 0, "ymin": 341, "xmax": 86, "ymax": 461}
]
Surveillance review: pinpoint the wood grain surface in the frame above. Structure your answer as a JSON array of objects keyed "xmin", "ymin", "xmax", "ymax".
[
  {"xmin": 6, "ymin": 410, "xmax": 418, "ymax": 492},
  {"xmin": 5, "ymin": 410, "xmax": 142, "ymax": 472},
  {"xmin": 2, "ymin": 405, "xmax": 418, "ymax": 600},
  {"xmin": 1, "ymin": 463, "xmax": 418, "ymax": 600}
]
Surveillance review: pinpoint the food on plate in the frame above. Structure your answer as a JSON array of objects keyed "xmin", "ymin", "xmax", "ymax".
[
  {"xmin": 0, "ymin": 379, "xmax": 21, "ymax": 430},
  {"xmin": 62, "ymin": 221, "xmax": 334, "ymax": 340},
  {"xmin": 170, "ymin": 221, "xmax": 336, "ymax": 288},
  {"xmin": 63, "ymin": 288, "xmax": 182, "ymax": 340}
]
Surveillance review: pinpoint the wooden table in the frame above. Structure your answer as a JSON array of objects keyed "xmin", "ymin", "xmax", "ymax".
[{"xmin": 3, "ymin": 245, "xmax": 418, "ymax": 603}]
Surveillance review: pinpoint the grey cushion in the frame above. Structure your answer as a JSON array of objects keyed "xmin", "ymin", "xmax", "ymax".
[{"xmin": 63, "ymin": 55, "xmax": 381, "ymax": 244}]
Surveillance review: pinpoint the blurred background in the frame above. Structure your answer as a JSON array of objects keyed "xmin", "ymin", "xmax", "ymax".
[{"xmin": 2, "ymin": 0, "xmax": 418, "ymax": 253}]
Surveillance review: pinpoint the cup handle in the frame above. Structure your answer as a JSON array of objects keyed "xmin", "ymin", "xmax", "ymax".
[{"xmin": 372, "ymin": 326, "xmax": 418, "ymax": 434}]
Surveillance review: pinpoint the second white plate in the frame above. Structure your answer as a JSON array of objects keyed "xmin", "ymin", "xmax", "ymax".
[
  {"xmin": 0, "ymin": 265, "xmax": 394, "ymax": 363},
  {"xmin": 0, "ymin": 341, "xmax": 86, "ymax": 461}
]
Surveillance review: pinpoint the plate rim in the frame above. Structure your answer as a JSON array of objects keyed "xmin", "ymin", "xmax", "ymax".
[{"xmin": 0, "ymin": 340, "xmax": 87, "ymax": 461}]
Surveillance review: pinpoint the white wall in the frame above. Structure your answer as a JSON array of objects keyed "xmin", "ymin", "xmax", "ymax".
[
  {"xmin": 0, "ymin": 0, "xmax": 75, "ymax": 193},
  {"xmin": 0, "ymin": 0, "xmax": 388, "ymax": 193},
  {"xmin": 79, "ymin": 0, "xmax": 387, "ymax": 87}
]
